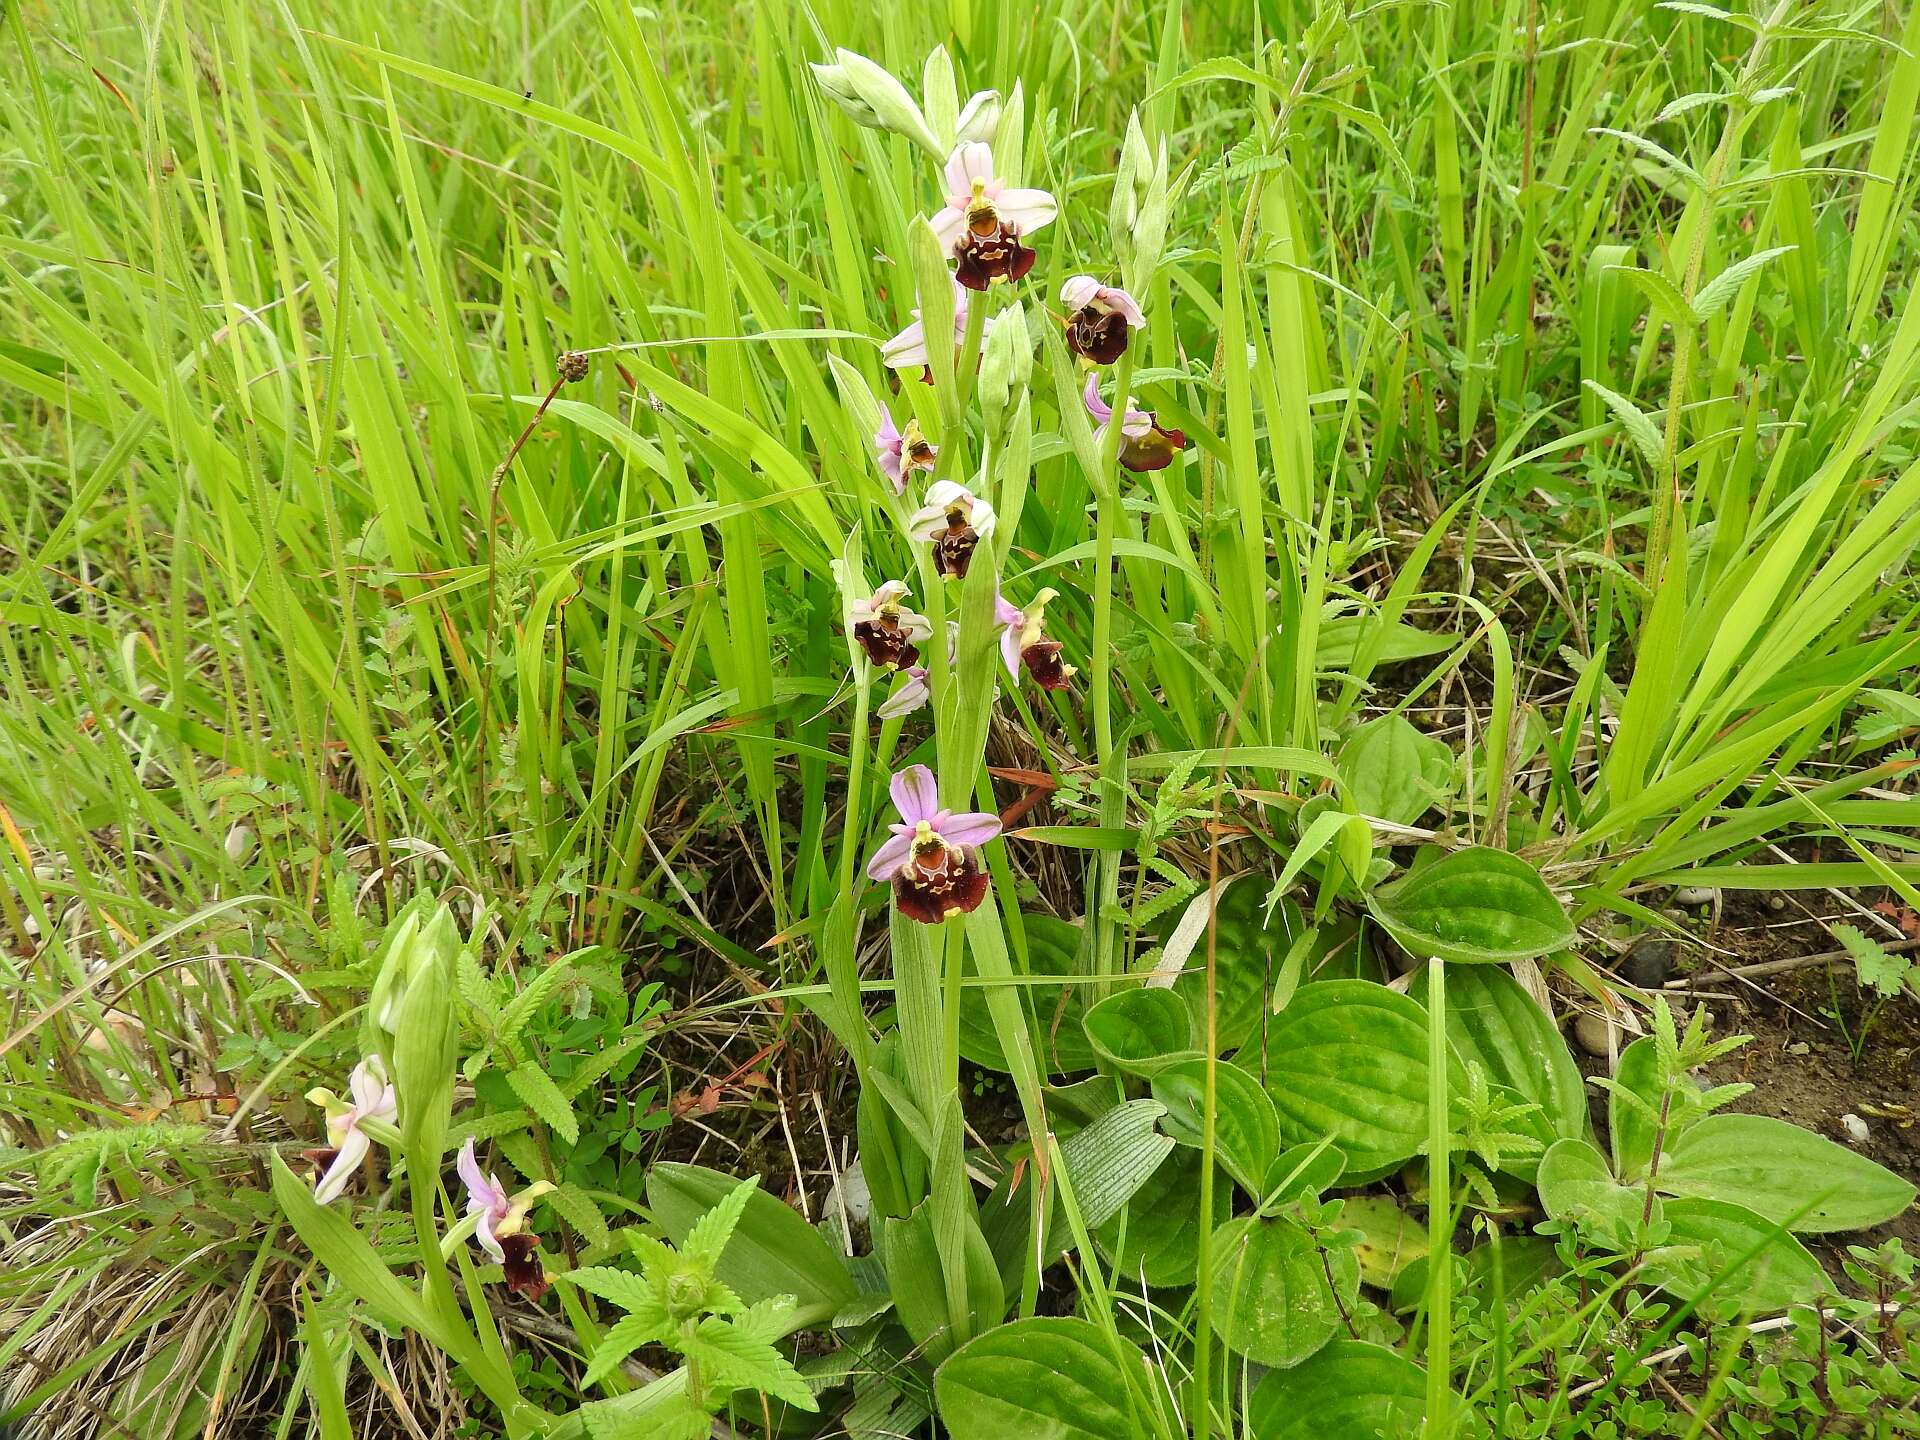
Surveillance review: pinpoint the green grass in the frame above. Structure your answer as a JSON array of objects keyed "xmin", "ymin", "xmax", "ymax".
[{"xmin": 4, "ymin": 0, "xmax": 1920, "ymax": 1433}]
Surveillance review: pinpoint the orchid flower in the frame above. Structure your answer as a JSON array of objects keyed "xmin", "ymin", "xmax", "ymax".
[
  {"xmin": 305, "ymin": 1056, "xmax": 397, "ymax": 1204},
  {"xmin": 1060, "ymin": 276, "xmax": 1146, "ymax": 364},
  {"xmin": 909, "ymin": 480, "xmax": 997, "ymax": 579},
  {"xmin": 457, "ymin": 1140, "xmax": 555, "ymax": 1300},
  {"xmin": 932, "ymin": 144, "xmax": 1056, "ymax": 291},
  {"xmin": 882, "ymin": 278, "xmax": 996, "ymax": 376},
  {"xmin": 874, "ymin": 404, "xmax": 937, "ymax": 493},
  {"xmin": 996, "ymin": 588, "xmax": 1076, "ymax": 691},
  {"xmin": 1083, "ymin": 374, "xmax": 1190, "ymax": 473},
  {"xmin": 866, "ymin": 765, "xmax": 1003, "ymax": 923},
  {"xmin": 849, "ymin": 580, "xmax": 933, "ymax": 671}
]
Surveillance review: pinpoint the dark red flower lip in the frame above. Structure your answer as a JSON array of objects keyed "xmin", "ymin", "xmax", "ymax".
[
  {"xmin": 1119, "ymin": 424, "xmax": 1189, "ymax": 473},
  {"xmin": 1021, "ymin": 640, "xmax": 1075, "ymax": 691},
  {"xmin": 1066, "ymin": 306, "xmax": 1130, "ymax": 364},
  {"xmin": 931, "ymin": 522, "xmax": 983, "ymax": 579},
  {"xmin": 854, "ymin": 619, "xmax": 921, "ymax": 671},
  {"xmin": 893, "ymin": 845, "xmax": 992, "ymax": 924},
  {"xmin": 953, "ymin": 223, "xmax": 1036, "ymax": 292},
  {"xmin": 500, "ymin": 1233, "xmax": 548, "ymax": 1302}
]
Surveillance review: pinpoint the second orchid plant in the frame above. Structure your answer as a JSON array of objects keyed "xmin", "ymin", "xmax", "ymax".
[{"xmin": 815, "ymin": 43, "xmax": 1178, "ymax": 1359}]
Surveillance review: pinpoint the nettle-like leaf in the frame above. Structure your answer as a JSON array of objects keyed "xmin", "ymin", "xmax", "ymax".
[
  {"xmin": 1835, "ymin": 923, "xmax": 1915, "ymax": 999},
  {"xmin": 683, "ymin": 1172, "xmax": 759, "ymax": 1267},
  {"xmin": 506, "ymin": 1060, "xmax": 579, "ymax": 1144},
  {"xmin": 681, "ymin": 1306, "xmax": 814, "ymax": 1409}
]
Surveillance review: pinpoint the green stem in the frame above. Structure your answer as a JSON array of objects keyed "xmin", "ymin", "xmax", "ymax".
[
  {"xmin": 1425, "ymin": 956, "xmax": 1453, "ymax": 1439},
  {"xmin": 1089, "ymin": 352, "xmax": 1135, "ymax": 978}
]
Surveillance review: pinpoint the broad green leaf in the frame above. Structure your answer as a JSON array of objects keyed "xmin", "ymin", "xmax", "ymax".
[
  {"xmin": 1251, "ymin": 981, "xmax": 1447, "ymax": 1175},
  {"xmin": 1209, "ymin": 1214, "xmax": 1357, "ymax": 1368},
  {"xmin": 1341, "ymin": 1196, "xmax": 1427, "ymax": 1288},
  {"xmin": 1096, "ymin": 1144, "xmax": 1228, "ymax": 1287},
  {"xmin": 1537, "ymin": 1137, "xmax": 1655, "ymax": 1236},
  {"xmin": 1059, "ymin": 1099, "xmax": 1176, "ymax": 1229},
  {"xmin": 1608, "ymin": 1037, "xmax": 1665, "ymax": 1180},
  {"xmin": 1656, "ymin": 1113, "xmax": 1916, "ymax": 1233},
  {"xmin": 1247, "ymin": 1340, "xmax": 1427, "ymax": 1437},
  {"xmin": 878, "ymin": 1200, "xmax": 1001, "ymax": 1363},
  {"xmin": 1264, "ymin": 1142, "xmax": 1347, "ymax": 1206},
  {"xmin": 1152, "ymin": 1058, "xmax": 1280, "ymax": 1195},
  {"xmin": 1367, "ymin": 847, "xmax": 1574, "ymax": 965},
  {"xmin": 1408, "ymin": 964, "xmax": 1586, "ymax": 1175},
  {"xmin": 1158, "ymin": 888, "xmax": 1309, "ymax": 1054},
  {"xmin": 647, "ymin": 1164, "xmax": 855, "ymax": 1322},
  {"xmin": 1645, "ymin": 1198, "xmax": 1831, "ymax": 1317},
  {"xmin": 1082, "ymin": 986, "xmax": 1199, "ymax": 1078},
  {"xmin": 1339, "ymin": 714, "xmax": 1456, "ymax": 827},
  {"xmin": 958, "ymin": 914, "xmax": 1096, "ymax": 1074},
  {"xmin": 935, "ymin": 1318, "xmax": 1149, "ymax": 1440}
]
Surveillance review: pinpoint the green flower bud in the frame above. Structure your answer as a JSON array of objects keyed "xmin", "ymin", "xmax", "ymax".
[
  {"xmin": 810, "ymin": 62, "xmax": 882, "ymax": 128},
  {"xmin": 954, "ymin": 89, "xmax": 1002, "ymax": 147},
  {"xmin": 389, "ymin": 903, "xmax": 460, "ymax": 1173},
  {"xmin": 823, "ymin": 48, "xmax": 942, "ymax": 158},
  {"xmin": 922, "ymin": 47, "xmax": 958, "ymax": 153},
  {"xmin": 979, "ymin": 298, "xmax": 1033, "ymax": 437}
]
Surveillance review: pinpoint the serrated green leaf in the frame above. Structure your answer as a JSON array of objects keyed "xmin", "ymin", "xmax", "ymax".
[
  {"xmin": 507, "ymin": 1061, "xmax": 579, "ymax": 1145},
  {"xmin": 683, "ymin": 1175, "xmax": 758, "ymax": 1268},
  {"xmin": 1581, "ymin": 379, "xmax": 1666, "ymax": 467},
  {"xmin": 1692, "ymin": 245, "xmax": 1794, "ymax": 320}
]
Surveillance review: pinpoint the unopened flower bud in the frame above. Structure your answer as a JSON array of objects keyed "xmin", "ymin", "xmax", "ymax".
[
  {"xmin": 817, "ymin": 49, "xmax": 942, "ymax": 158},
  {"xmin": 810, "ymin": 62, "xmax": 881, "ymax": 127},
  {"xmin": 979, "ymin": 298, "xmax": 1034, "ymax": 434},
  {"xmin": 382, "ymin": 903, "xmax": 461, "ymax": 1169},
  {"xmin": 557, "ymin": 350, "xmax": 589, "ymax": 383},
  {"xmin": 954, "ymin": 90, "xmax": 1001, "ymax": 146}
]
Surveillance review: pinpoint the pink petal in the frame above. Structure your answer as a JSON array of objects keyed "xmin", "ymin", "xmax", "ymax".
[
  {"xmin": 1000, "ymin": 623, "xmax": 1023, "ymax": 679},
  {"xmin": 314, "ymin": 1128, "xmax": 369, "ymax": 1205},
  {"xmin": 1105, "ymin": 287, "xmax": 1147, "ymax": 327},
  {"xmin": 938, "ymin": 811, "xmax": 1003, "ymax": 849},
  {"xmin": 476, "ymin": 1210, "xmax": 506, "ymax": 1264},
  {"xmin": 882, "ymin": 319, "xmax": 930, "ymax": 370},
  {"xmin": 928, "ymin": 207, "xmax": 967, "ymax": 250},
  {"xmin": 457, "ymin": 1140, "xmax": 489, "ymax": 1202},
  {"xmin": 945, "ymin": 142, "xmax": 994, "ymax": 202},
  {"xmin": 866, "ymin": 831, "xmax": 915, "ymax": 881},
  {"xmin": 1082, "ymin": 374, "xmax": 1111, "ymax": 423},
  {"xmin": 890, "ymin": 765, "xmax": 941, "ymax": 824},
  {"xmin": 877, "ymin": 668, "xmax": 930, "ymax": 719},
  {"xmin": 347, "ymin": 1057, "xmax": 386, "ymax": 1113},
  {"xmin": 993, "ymin": 187, "xmax": 1056, "ymax": 233},
  {"xmin": 1060, "ymin": 275, "xmax": 1101, "ymax": 311}
]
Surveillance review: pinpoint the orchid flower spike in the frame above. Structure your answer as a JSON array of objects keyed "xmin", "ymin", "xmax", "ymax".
[
  {"xmin": 874, "ymin": 404, "xmax": 937, "ymax": 493},
  {"xmin": 305, "ymin": 1055, "xmax": 397, "ymax": 1204},
  {"xmin": 997, "ymin": 588, "xmax": 1076, "ymax": 691},
  {"xmin": 866, "ymin": 765, "xmax": 1003, "ymax": 923},
  {"xmin": 933, "ymin": 144, "xmax": 1056, "ymax": 291},
  {"xmin": 1083, "ymin": 374, "xmax": 1190, "ymax": 472},
  {"xmin": 457, "ymin": 1140, "xmax": 555, "ymax": 1300},
  {"xmin": 882, "ymin": 278, "xmax": 996, "ymax": 379},
  {"xmin": 909, "ymin": 480, "xmax": 997, "ymax": 580},
  {"xmin": 849, "ymin": 580, "xmax": 933, "ymax": 671},
  {"xmin": 1060, "ymin": 276, "xmax": 1146, "ymax": 365}
]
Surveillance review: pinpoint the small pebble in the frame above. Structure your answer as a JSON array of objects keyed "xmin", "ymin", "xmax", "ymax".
[
  {"xmin": 1767, "ymin": 895, "xmax": 1786, "ymax": 911},
  {"xmin": 1841, "ymin": 1113, "xmax": 1870, "ymax": 1145},
  {"xmin": 1574, "ymin": 1012, "xmax": 1615, "ymax": 1059},
  {"xmin": 1673, "ymin": 886, "xmax": 1718, "ymax": 908},
  {"xmin": 1787, "ymin": 1041, "xmax": 1811, "ymax": 1056}
]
